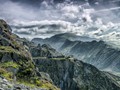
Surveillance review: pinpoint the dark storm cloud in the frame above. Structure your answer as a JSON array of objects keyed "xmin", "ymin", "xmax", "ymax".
[
  {"xmin": 11, "ymin": 0, "xmax": 44, "ymax": 7},
  {"xmin": 2, "ymin": 0, "xmax": 119, "ymax": 8}
]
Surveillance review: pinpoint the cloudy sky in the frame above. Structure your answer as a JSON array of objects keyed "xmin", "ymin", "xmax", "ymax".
[{"xmin": 1, "ymin": 0, "xmax": 120, "ymax": 47}]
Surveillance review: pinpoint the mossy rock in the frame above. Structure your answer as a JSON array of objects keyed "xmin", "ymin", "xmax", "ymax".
[
  {"xmin": 0, "ymin": 20, "xmax": 60, "ymax": 90},
  {"xmin": 0, "ymin": 67, "xmax": 13, "ymax": 81},
  {"xmin": 0, "ymin": 61, "xmax": 19, "ymax": 69}
]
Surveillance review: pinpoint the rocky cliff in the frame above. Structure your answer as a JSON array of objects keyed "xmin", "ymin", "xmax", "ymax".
[
  {"xmin": 34, "ymin": 57, "xmax": 120, "ymax": 90},
  {"xmin": 0, "ymin": 19, "xmax": 59, "ymax": 90},
  {"xmin": 30, "ymin": 39, "xmax": 120, "ymax": 90}
]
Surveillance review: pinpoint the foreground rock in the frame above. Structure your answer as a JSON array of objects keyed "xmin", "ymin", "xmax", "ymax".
[
  {"xmin": 0, "ymin": 19, "xmax": 59, "ymax": 90},
  {"xmin": 33, "ymin": 56, "xmax": 120, "ymax": 90},
  {"xmin": 0, "ymin": 76, "xmax": 48, "ymax": 90}
]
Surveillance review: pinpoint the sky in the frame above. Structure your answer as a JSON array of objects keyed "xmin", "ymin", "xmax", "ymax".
[{"xmin": 1, "ymin": 0, "xmax": 120, "ymax": 48}]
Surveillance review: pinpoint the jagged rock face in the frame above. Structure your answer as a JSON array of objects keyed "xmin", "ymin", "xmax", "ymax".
[
  {"xmin": 0, "ymin": 20, "xmax": 59, "ymax": 90},
  {"xmin": 34, "ymin": 58, "xmax": 120, "ymax": 90},
  {"xmin": 0, "ymin": 20, "xmax": 36, "ymax": 78}
]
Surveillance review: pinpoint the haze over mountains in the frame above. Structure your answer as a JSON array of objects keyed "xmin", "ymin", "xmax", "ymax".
[{"xmin": 32, "ymin": 33, "xmax": 120, "ymax": 76}]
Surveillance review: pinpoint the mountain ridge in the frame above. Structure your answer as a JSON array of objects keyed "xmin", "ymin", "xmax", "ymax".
[{"xmin": 32, "ymin": 33, "xmax": 120, "ymax": 75}]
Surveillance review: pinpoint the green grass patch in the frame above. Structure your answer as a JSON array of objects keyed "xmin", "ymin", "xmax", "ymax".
[
  {"xmin": 0, "ymin": 61, "xmax": 19, "ymax": 81},
  {"xmin": 0, "ymin": 67, "xmax": 13, "ymax": 81},
  {"xmin": 0, "ymin": 61, "xmax": 19, "ymax": 69},
  {"xmin": 17, "ymin": 78, "xmax": 59, "ymax": 90}
]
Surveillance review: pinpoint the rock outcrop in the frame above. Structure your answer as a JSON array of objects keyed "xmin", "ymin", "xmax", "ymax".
[{"xmin": 0, "ymin": 19, "xmax": 59, "ymax": 90}]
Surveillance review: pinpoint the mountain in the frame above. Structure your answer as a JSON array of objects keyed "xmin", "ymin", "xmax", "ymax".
[
  {"xmin": 32, "ymin": 33, "xmax": 97, "ymax": 50},
  {"xmin": 59, "ymin": 40, "xmax": 120, "ymax": 74},
  {"xmin": 0, "ymin": 19, "xmax": 59, "ymax": 90},
  {"xmin": 30, "ymin": 44, "xmax": 64, "ymax": 58},
  {"xmin": 1, "ymin": 20, "xmax": 120, "ymax": 90},
  {"xmin": 32, "ymin": 33, "xmax": 120, "ymax": 75},
  {"xmin": 33, "ymin": 54, "xmax": 120, "ymax": 90},
  {"xmin": 30, "ymin": 42, "xmax": 120, "ymax": 90}
]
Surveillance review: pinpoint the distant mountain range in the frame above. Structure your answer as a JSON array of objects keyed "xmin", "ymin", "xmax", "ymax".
[{"xmin": 32, "ymin": 33, "xmax": 120, "ymax": 75}]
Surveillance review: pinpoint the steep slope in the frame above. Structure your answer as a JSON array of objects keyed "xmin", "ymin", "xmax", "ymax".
[
  {"xmin": 0, "ymin": 19, "xmax": 59, "ymax": 90},
  {"xmin": 59, "ymin": 40, "xmax": 120, "ymax": 73},
  {"xmin": 33, "ymin": 57, "xmax": 120, "ymax": 90},
  {"xmin": 29, "ymin": 43, "xmax": 120, "ymax": 90},
  {"xmin": 32, "ymin": 33, "xmax": 120, "ymax": 74}
]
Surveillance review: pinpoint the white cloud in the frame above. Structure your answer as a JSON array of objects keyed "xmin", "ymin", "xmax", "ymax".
[
  {"xmin": 61, "ymin": 5, "xmax": 79, "ymax": 13},
  {"xmin": 1, "ymin": 0, "xmax": 120, "ymax": 48},
  {"xmin": 11, "ymin": 19, "xmax": 120, "ymax": 47}
]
